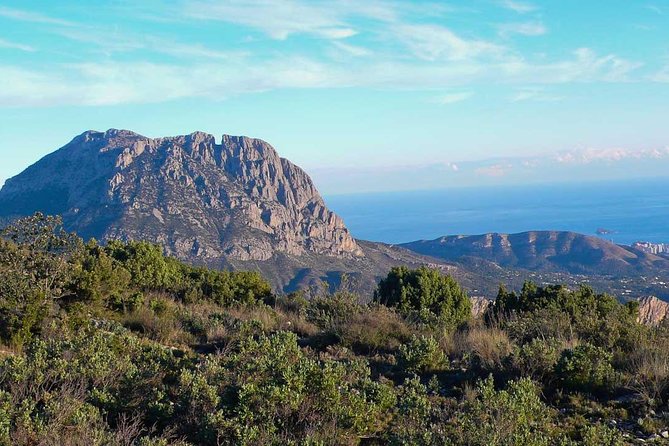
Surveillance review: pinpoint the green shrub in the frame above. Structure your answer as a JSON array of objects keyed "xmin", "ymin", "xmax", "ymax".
[
  {"xmin": 455, "ymin": 376, "xmax": 554, "ymax": 446},
  {"xmin": 375, "ymin": 266, "xmax": 471, "ymax": 329},
  {"xmin": 577, "ymin": 423, "xmax": 625, "ymax": 446},
  {"xmin": 511, "ymin": 338, "xmax": 562, "ymax": 382},
  {"xmin": 398, "ymin": 335, "xmax": 447, "ymax": 374},
  {"xmin": 385, "ymin": 376, "xmax": 448, "ymax": 446},
  {"xmin": 555, "ymin": 344, "xmax": 618, "ymax": 393}
]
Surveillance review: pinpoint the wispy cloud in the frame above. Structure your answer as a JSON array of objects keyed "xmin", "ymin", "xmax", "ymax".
[
  {"xmin": 394, "ymin": 24, "xmax": 505, "ymax": 61},
  {"xmin": 498, "ymin": 21, "xmax": 547, "ymax": 37},
  {"xmin": 645, "ymin": 4, "xmax": 663, "ymax": 14},
  {"xmin": 331, "ymin": 41, "xmax": 371, "ymax": 57},
  {"xmin": 0, "ymin": 38, "xmax": 35, "ymax": 52},
  {"xmin": 650, "ymin": 64, "xmax": 669, "ymax": 82},
  {"xmin": 555, "ymin": 147, "xmax": 669, "ymax": 164},
  {"xmin": 183, "ymin": 0, "xmax": 357, "ymax": 40},
  {"xmin": 0, "ymin": 6, "xmax": 76, "ymax": 26},
  {"xmin": 500, "ymin": 0, "xmax": 538, "ymax": 14},
  {"xmin": 434, "ymin": 91, "xmax": 473, "ymax": 104},
  {"xmin": 0, "ymin": 45, "xmax": 644, "ymax": 107},
  {"xmin": 511, "ymin": 87, "xmax": 562, "ymax": 102},
  {"xmin": 0, "ymin": 1, "xmax": 650, "ymax": 108}
]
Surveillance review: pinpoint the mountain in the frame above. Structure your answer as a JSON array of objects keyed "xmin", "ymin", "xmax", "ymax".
[
  {"xmin": 3, "ymin": 129, "xmax": 667, "ymax": 300},
  {"xmin": 0, "ymin": 129, "xmax": 470, "ymax": 293},
  {"xmin": 0, "ymin": 129, "xmax": 363, "ymax": 261},
  {"xmin": 401, "ymin": 231, "xmax": 669, "ymax": 276}
]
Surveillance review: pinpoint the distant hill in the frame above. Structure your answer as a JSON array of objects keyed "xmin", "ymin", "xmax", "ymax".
[{"xmin": 401, "ymin": 231, "xmax": 669, "ymax": 276}]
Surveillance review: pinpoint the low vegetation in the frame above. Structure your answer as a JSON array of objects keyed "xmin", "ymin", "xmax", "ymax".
[{"xmin": 1, "ymin": 213, "xmax": 669, "ymax": 445}]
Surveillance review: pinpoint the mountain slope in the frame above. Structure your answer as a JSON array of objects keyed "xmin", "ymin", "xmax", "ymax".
[
  {"xmin": 0, "ymin": 129, "xmax": 472, "ymax": 293},
  {"xmin": 0, "ymin": 129, "xmax": 362, "ymax": 262},
  {"xmin": 401, "ymin": 231, "xmax": 669, "ymax": 276}
]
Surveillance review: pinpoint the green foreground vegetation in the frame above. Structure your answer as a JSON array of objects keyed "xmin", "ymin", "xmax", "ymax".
[{"xmin": 2, "ymin": 214, "xmax": 669, "ymax": 445}]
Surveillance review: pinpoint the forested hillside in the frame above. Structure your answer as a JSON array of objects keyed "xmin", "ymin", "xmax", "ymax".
[{"xmin": 1, "ymin": 214, "xmax": 669, "ymax": 445}]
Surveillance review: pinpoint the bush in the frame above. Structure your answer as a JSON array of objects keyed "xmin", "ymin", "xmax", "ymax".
[
  {"xmin": 375, "ymin": 266, "xmax": 471, "ymax": 329},
  {"xmin": 555, "ymin": 344, "xmax": 618, "ymax": 393},
  {"xmin": 511, "ymin": 338, "xmax": 563, "ymax": 382},
  {"xmin": 494, "ymin": 283, "xmax": 639, "ymax": 350},
  {"xmin": 624, "ymin": 332, "xmax": 669, "ymax": 407},
  {"xmin": 455, "ymin": 376, "xmax": 554, "ymax": 446},
  {"xmin": 384, "ymin": 376, "xmax": 446, "ymax": 446},
  {"xmin": 177, "ymin": 330, "xmax": 396, "ymax": 444},
  {"xmin": 398, "ymin": 335, "xmax": 447, "ymax": 374}
]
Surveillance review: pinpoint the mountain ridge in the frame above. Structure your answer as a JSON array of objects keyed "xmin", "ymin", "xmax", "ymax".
[
  {"xmin": 0, "ymin": 129, "xmax": 473, "ymax": 293},
  {"xmin": 0, "ymin": 128, "xmax": 362, "ymax": 264},
  {"xmin": 3, "ymin": 129, "xmax": 669, "ymax": 299},
  {"xmin": 400, "ymin": 230, "xmax": 669, "ymax": 276}
]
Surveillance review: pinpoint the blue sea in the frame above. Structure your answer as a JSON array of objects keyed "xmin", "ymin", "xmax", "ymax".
[{"xmin": 325, "ymin": 177, "xmax": 669, "ymax": 246}]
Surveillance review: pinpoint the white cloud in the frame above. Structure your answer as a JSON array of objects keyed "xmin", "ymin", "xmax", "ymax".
[
  {"xmin": 331, "ymin": 42, "xmax": 371, "ymax": 57},
  {"xmin": 394, "ymin": 24, "xmax": 505, "ymax": 61},
  {"xmin": 0, "ymin": 44, "xmax": 644, "ymax": 108},
  {"xmin": 0, "ymin": 1, "xmax": 648, "ymax": 108},
  {"xmin": 645, "ymin": 4, "xmax": 663, "ymax": 14},
  {"xmin": 498, "ymin": 21, "xmax": 547, "ymax": 37},
  {"xmin": 0, "ymin": 38, "xmax": 35, "ymax": 52},
  {"xmin": 183, "ymin": 0, "xmax": 357, "ymax": 40},
  {"xmin": 555, "ymin": 147, "xmax": 669, "ymax": 164},
  {"xmin": 500, "ymin": 0, "xmax": 538, "ymax": 13},
  {"xmin": 650, "ymin": 64, "xmax": 669, "ymax": 82},
  {"xmin": 0, "ymin": 6, "xmax": 76, "ymax": 26},
  {"xmin": 511, "ymin": 87, "xmax": 562, "ymax": 102},
  {"xmin": 498, "ymin": 48, "xmax": 642, "ymax": 83},
  {"xmin": 434, "ymin": 91, "xmax": 473, "ymax": 104}
]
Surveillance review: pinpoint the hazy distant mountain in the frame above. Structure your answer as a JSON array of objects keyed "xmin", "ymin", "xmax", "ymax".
[{"xmin": 401, "ymin": 231, "xmax": 669, "ymax": 276}]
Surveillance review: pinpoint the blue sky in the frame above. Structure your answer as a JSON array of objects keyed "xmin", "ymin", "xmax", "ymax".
[{"xmin": 1, "ymin": 0, "xmax": 669, "ymax": 193}]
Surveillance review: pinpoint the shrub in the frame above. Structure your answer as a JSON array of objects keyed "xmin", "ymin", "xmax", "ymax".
[
  {"xmin": 398, "ymin": 335, "xmax": 447, "ymax": 374},
  {"xmin": 0, "ymin": 213, "xmax": 82, "ymax": 346},
  {"xmin": 337, "ymin": 304, "xmax": 412, "ymax": 354},
  {"xmin": 306, "ymin": 290, "xmax": 363, "ymax": 331},
  {"xmin": 177, "ymin": 330, "xmax": 396, "ymax": 444},
  {"xmin": 577, "ymin": 423, "xmax": 625, "ymax": 446},
  {"xmin": 511, "ymin": 338, "xmax": 563, "ymax": 382},
  {"xmin": 555, "ymin": 344, "xmax": 618, "ymax": 393},
  {"xmin": 384, "ymin": 376, "xmax": 446, "ymax": 446},
  {"xmin": 375, "ymin": 266, "xmax": 471, "ymax": 329},
  {"xmin": 455, "ymin": 376, "xmax": 554, "ymax": 446}
]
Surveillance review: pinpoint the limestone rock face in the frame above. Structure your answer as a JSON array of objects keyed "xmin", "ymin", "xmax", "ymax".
[
  {"xmin": 637, "ymin": 296, "xmax": 669, "ymax": 326},
  {"xmin": 0, "ymin": 129, "xmax": 363, "ymax": 261}
]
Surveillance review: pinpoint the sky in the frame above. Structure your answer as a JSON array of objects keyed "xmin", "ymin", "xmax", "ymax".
[{"xmin": 1, "ymin": 0, "xmax": 669, "ymax": 194}]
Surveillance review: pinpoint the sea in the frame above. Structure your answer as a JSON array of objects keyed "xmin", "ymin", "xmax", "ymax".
[{"xmin": 325, "ymin": 177, "xmax": 669, "ymax": 246}]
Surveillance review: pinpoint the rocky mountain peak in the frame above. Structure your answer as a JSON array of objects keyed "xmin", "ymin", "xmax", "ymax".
[{"xmin": 0, "ymin": 129, "xmax": 363, "ymax": 262}]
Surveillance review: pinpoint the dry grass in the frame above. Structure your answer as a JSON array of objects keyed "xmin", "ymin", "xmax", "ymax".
[
  {"xmin": 336, "ymin": 305, "xmax": 413, "ymax": 354},
  {"xmin": 458, "ymin": 324, "xmax": 514, "ymax": 371},
  {"xmin": 121, "ymin": 295, "xmax": 193, "ymax": 346},
  {"xmin": 626, "ymin": 334, "xmax": 669, "ymax": 406}
]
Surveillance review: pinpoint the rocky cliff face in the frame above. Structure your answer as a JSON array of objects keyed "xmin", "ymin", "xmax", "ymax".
[
  {"xmin": 637, "ymin": 296, "xmax": 669, "ymax": 326},
  {"xmin": 0, "ymin": 129, "xmax": 362, "ymax": 261}
]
